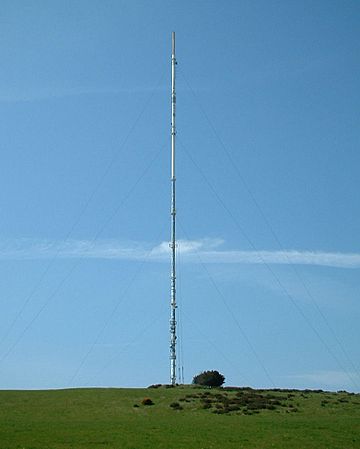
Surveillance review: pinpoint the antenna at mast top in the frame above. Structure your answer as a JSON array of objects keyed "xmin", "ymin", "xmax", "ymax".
[{"xmin": 171, "ymin": 32, "xmax": 176, "ymax": 180}]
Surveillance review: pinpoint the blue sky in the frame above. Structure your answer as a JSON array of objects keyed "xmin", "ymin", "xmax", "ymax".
[{"xmin": 0, "ymin": 0, "xmax": 359, "ymax": 391}]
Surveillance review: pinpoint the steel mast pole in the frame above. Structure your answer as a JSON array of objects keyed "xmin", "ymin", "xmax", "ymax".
[{"xmin": 170, "ymin": 31, "xmax": 177, "ymax": 386}]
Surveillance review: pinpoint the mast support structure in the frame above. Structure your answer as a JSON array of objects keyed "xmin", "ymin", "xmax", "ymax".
[{"xmin": 170, "ymin": 31, "xmax": 177, "ymax": 386}]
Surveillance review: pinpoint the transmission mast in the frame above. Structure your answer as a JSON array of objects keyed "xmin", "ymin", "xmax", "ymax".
[{"xmin": 170, "ymin": 31, "xmax": 177, "ymax": 386}]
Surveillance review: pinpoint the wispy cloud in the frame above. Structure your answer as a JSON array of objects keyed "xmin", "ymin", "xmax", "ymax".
[
  {"xmin": 1, "ymin": 238, "xmax": 360, "ymax": 269},
  {"xmin": 154, "ymin": 239, "xmax": 360, "ymax": 268},
  {"xmin": 0, "ymin": 238, "xmax": 148, "ymax": 260}
]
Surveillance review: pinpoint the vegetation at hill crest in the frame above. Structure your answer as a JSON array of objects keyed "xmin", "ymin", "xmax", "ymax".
[{"xmin": 0, "ymin": 386, "xmax": 359, "ymax": 449}]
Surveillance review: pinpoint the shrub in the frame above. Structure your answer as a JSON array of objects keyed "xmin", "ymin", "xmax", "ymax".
[
  {"xmin": 201, "ymin": 402, "xmax": 212, "ymax": 409},
  {"xmin": 170, "ymin": 402, "xmax": 183, "ymax": 410},
  {"xmin": 192, "ymin": 370, "xmax": 225, "ymax": 387},
  {"xmin": 141, "ymin": 397, "xmax": 154, "ymax": 406}
]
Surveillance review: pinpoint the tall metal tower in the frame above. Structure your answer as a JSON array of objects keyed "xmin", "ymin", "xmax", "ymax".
[{"xmin": 169, "ymin": 31, "xmax": 177, "ymax": 386}]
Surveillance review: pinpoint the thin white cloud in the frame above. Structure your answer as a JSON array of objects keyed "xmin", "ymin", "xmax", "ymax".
[
  {"xmin": 186, "ymin": 248, "xmax": 360, "ymax": 268},
  {"xmin": 0, "ymin": 238, "xmax": 148, "ymax": 260},
  {"xmin": 0, "ymin": 238, "xmax": 360, "ymax": 269},
  {"xmin": 152, "ymin": 238, "xmax": 224, "ymax": 256},
  {"xmin": 153, "ymin": 239, "xmax": 360, "ymax": 268}
]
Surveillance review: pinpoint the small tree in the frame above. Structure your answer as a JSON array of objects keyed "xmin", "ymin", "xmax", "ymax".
[{"xmin": 192, "ymin": 370, "xmax": 225, "ymax": 387}]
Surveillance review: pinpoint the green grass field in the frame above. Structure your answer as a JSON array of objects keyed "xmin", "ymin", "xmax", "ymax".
[{"xmin": 0, "ymin": 386, "xmax": 359, "ymax": 449}]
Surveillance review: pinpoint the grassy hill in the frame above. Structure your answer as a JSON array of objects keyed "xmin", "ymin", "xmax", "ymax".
[{"xmin": 0, "ymin": 385, "xmax": 359, "ymax": 448}]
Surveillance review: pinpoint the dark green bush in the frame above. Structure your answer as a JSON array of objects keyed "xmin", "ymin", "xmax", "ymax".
[{"xmin": 192, "ymin": 370, "xmax": 225, "ymax": 387}]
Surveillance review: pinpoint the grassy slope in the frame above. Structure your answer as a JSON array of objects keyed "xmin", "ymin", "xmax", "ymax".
[{"xmin": 0, "ymin": 386, "xmax": 359, "ymax": 449}]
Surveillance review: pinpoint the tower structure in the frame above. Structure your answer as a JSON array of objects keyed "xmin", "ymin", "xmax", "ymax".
[{"xmin": 169, "ymin": 31, "xmax": 177, "ymax": 386}]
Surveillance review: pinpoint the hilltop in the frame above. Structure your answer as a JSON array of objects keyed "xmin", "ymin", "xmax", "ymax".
[{"xmin": 0, "ymin": 385, "xmax": 359, "ymax": 448}]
